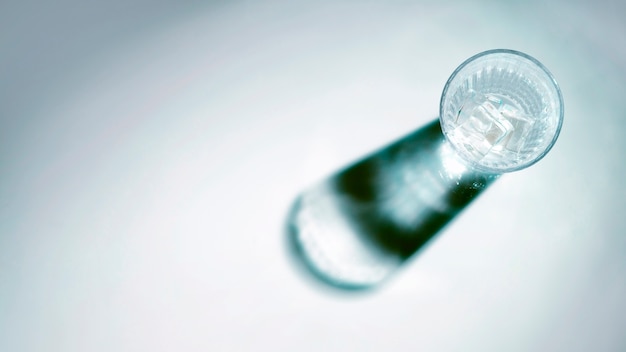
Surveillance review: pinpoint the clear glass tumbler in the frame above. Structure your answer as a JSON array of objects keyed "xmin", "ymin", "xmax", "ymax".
[{"xmin": 288, "ymin": 49, "xmax": 564, "ymax": 290}]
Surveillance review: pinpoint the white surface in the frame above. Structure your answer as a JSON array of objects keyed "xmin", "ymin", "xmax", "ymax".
[{"xmin": 1, "ymin": 0, "xmax": 625, "ymax": 351}]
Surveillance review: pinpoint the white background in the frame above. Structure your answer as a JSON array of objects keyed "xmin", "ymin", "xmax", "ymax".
[{"xmin": 1, "ymin": 0, "xmax": 625, "ymax": 351}]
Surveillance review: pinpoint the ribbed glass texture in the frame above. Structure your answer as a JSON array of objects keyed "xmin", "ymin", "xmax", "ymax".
[{"xmin": 440, "ymin": 49, "xmax": 563, "ymax": 173}]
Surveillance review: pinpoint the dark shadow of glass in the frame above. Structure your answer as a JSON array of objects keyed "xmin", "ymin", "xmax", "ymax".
[{"xmin": 285, "ymin": 119, "xmax": 498, "ymax": 292}]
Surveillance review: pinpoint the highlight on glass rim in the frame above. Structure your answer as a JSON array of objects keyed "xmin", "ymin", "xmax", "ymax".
[{"xmin": 439, "ymin": 49, "xmax": 564, "ymax": 174}]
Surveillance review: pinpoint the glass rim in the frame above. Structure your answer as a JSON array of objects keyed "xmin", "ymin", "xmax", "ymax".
[{"xmin": 439, "ymin": 48, "xmax": 565, "ymax": 173}]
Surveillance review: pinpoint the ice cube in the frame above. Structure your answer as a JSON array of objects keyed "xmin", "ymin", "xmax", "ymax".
[
  {"xmin": 450, "ymin": 93, "xmax": 511, "ymax": 159},
  {"xmin": 497, "ymin": 103, "xmax": 535, "ymax": 154},
  {"xmin": 450, "ymin": 92, "xmax": 535, "ymax": 161}
]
